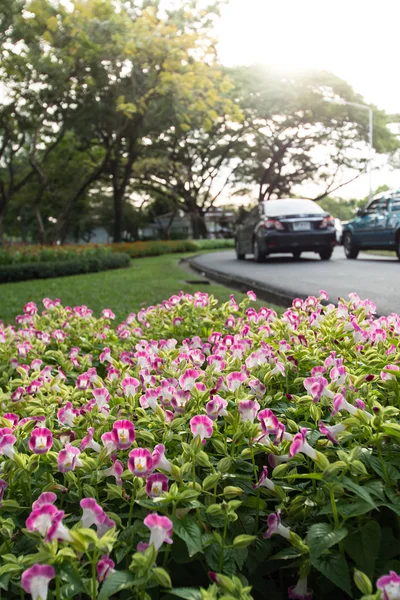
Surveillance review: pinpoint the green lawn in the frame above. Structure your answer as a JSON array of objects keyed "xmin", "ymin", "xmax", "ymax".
[
  {"xmin": 364, "ymin": 249, "xmax": 398, "ymax": 258},
  {"xmin": 0, "ymin": 253, "xmax": 282, "ymax": 324}
]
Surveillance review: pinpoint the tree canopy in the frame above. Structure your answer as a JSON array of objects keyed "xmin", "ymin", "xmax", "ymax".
[{"xmin": 1, "ymin": 0, "xmax": 399, "ymax": 242}]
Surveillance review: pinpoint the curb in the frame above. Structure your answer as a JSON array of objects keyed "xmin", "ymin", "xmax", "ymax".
[{"xmin": 186, "ymin": 255, "xmax": 304, "ymax": 308}]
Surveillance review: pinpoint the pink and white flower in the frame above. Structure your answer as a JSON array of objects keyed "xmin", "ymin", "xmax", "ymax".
[
  {"xmin": 179, "ymin": 369, "xmax": 202, "ymax": 391},
  {"xmin": 303, "ymin": 376, "xmax": 334, "ymax": 402},
  {"xmin": 121, "ymin": 376, "xmax": 140, "ymax": 398},
  {"xmin": 0, "ymin": 428, "xmax": 16, "ymax": 459},
  {"xmin": 377, "ymin": 570, "xmax": 400, "ymax": 600},
  {"xmin": 81, "ymin": 427, "xmax": 101, "ymax": 453},
  {"xmin": 80, "ymin": 498, "xmax": 105, "ymax": 528},
  {"xmin": 92, "ymin": 387, "xmax": 111, "ymax": 412},
  {"xmin": 102, "ymin": 309, "xmax": 115, "ymax": 320},
  {"xmin": 289, "ymin": 428, "xmax": 317, "ymax": 460},
  {"xmin": 103, "ymin": 457, "xmax": 124, "ymax": 485},
  {"xmin": 381, "ymin": 365, "xmax": 400, "ymax": 381},
  {"xmin": 21, "ymin": 564, "xmax": 55, "ymax": 600},
  {"xmin": 128, "ymin": 448, "xmax": 153, "ymax": 477},
  {"xmin": 58, "ymin": 444, "xmax": 83, "ymax": 472},
  {"xmin": 97, "ymin": 513, "xmax": 115, "ymax": 538},
  {"xmin": 288, "ymin": 576, "xmax": 313, "ymax": 600},
  {"xmin": 190, "ymin": 415, "xmax": 213, "ymax": 443},
  {"xmin": 97, "ymin": 555, "xmax": 115, "ymax": 583},
  {"xmin": 58, "ymin": 402, "xmax": 79, "ymax": 427},
  {"xmin": 32, "ymin": 492, "xmax": 57, "ymax": 511},
  {"xmin": 11, "ymin": 386, "xmax": 25, "ymax": 402},
  {"xmin": 99, "ymin": 347, "xmax": 112, "ymax": 363},
  {"xmin": 110, "ymin": 420, "xmax": 135, "ymax": 450},
  {"xmin": 3, "ymin": 413, "xmax": 18, "ymax": 428},
  {"xmin": 258, "ymin": 408, "xmax": 280, "ymax": 435},
  {"xmin": 206, "ymin": 396, "xmax": 228, "ymax": 420},
  {"xmin": 152, "ymin": 444, "xmax": 172, "ymax": 473},
  {"xmin": 226, "ymin": 371, "xmax": 247, "ymax": 392},
  {"xmin": 319, "ymin": 421, "xmax": 346, "ymax": 444},
  {"xmin": 144, "ymin": 513, "xmax": 173, "ymax": 551},
  {"xmin": 264, "ymin": 510, "xmax": 291, "ymax": 540},
  {"xmin": 238, "ymin": 399, "xmax": 260, "ymax": 423},
  {"xmin": 146, "ymin": 473, "xmax": 169, "ymax": 497},
  {"xmin": 331, "ymin": 393, "xmax": 363, "ymax": 417},
  {"xmin": 253, "ymin": 466, "xmax": 275, "ymax": 491},
  {"xmin": 247, "ymin": 290, "xmax": 257, "ymax": 301},
  {"xmin": 101, "ymin": 432, "xmax": 117, "ymax": 454},
  {"xmin": 28, "ymin": 427, "xmax": 53, "ymax": 455}
]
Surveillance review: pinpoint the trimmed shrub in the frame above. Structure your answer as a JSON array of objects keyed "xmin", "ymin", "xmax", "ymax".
[
  {"xmin": 108, "ymin": 239, "xmax": 233, "ymax": 258},
  {"xmin": 0, "ymin": 244, "xmax": 113, "ymax": 266},
  {"xmin": 0, "ymin": 252, "xmax": 130, "ymax": 283}
]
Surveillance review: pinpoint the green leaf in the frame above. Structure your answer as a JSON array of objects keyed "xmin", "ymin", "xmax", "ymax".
[
  {"xmin": 306, "ymin": 523, "xmax": 348, "ymax": 558},
  {"xmin": 152, "ymin": 567, "xmax": 172, "ymax": 588},
  {"xmin": 168, "ymin": 588, "xmax": 203, "ymax": 600},
  {"xmin": 97, "ymin": 571, "xmax": 135, "ymax": 600},
  {"xmin": 344, "ymin": 521, "xmax": 381, "ymax": 577},
  {"xmin": 232, "ymin": 534, "xmax": 256, "ymax": 549},
  {"xmin": 232, "ymin": 547, "xmax": 248, "ymax": 570},
  {"xmin": 171, "ymin": 516, "xmax": 203, "ymax": 557},
  {"xmin": 311, "ymin": 552, "xmax": 352, "ymax": 597},
  {"xmin": 363, "ymin": 454, "xmax": 400, "ymax": 481},
  {"xmin": 341, "ymin": 477, "xmax": 377, "ymax": 508}
]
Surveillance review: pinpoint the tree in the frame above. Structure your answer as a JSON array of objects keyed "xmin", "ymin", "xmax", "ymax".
[
  {"xmin": 43, "ymin": 0, "xmax": 228, "ymax": 242},
  {"xmin": 230, "ymin": 65, "xmax": 400, "ymax": 203},
  {"xmin": 132, "ymin": 67, "xmax": 243, "ymax": 238}
]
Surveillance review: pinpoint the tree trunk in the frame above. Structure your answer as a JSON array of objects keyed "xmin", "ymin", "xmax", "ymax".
[
  {"xmin": 190, "ymin": 211, "xmax": 207, "ymax": 239},
  {"xmin": 34, "ymin": 204, "xmax": 46, "ymax": 245},
  {"xmin": 113, "ymin": 191, "xmax": 123, "ymax": 243}
]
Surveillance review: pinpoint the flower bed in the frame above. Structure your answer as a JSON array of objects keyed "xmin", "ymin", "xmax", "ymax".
[
  {"xmin": 0, "ymin": 291, "xmax": 399, "ymax": 599},
  {"xmin": 106, "ymin": 239, "xmax": 234, "ymax": 258}
]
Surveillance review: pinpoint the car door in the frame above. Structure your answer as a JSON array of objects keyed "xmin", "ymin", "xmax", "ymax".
[
  {"xmin": 372, "ymin": 197, "xmax": 390, "ymax": 245},
  {"xmin": 352, "ymin": 199, "xmax": 380, "ymax": 246},
  {"xmin": 386, "ymin": 196, "xmax": 400, "ymax": 245}
]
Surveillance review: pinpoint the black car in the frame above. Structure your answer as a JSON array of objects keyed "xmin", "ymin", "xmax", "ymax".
[{"xmin": 235, "ymin": 199, "xmax": 336, "ymax": 262}]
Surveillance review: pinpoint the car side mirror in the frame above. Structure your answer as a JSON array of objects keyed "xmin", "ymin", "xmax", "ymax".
[{"xmin": 356, "ymin": 208, "xmax": 365, "ymax": 216}]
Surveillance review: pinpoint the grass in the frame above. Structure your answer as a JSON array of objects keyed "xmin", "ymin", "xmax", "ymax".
[
  {"xmin": 364, "ymin": 249, "xmax": 398, "ymax": 258},
  {"xmin": 0, "ymin": 252, "xmax": 282, "ymax": 324}
]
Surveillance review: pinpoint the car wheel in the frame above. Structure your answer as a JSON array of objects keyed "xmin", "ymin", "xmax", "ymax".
[
  {"xmin": 343, "ymin": 232, "xmax": 359, "ymax": 259},
  {"xmin": 319, "ymin": 249, "xmax": 333, "ymax": 260},
  {"xmin": 253, "ymin": 239, "xmax": 265, "ymax": 263},
  {"xmin": 292, "ymin": 251, "xmax": 301, "ymax": 260},
  {"xmin": 235, "ymin": 240, "xmax": 245, "ymax": 260}
]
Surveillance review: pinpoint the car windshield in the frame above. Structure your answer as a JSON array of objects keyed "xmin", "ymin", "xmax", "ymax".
[{"xmin": 263, "ymin": 199, "xmax": 325, "ymax": 217}]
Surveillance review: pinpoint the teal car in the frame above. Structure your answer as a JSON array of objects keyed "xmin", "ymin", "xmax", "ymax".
[{"xmin": 342, "ymin": 189, "xmax": 400, "ymax": 259}]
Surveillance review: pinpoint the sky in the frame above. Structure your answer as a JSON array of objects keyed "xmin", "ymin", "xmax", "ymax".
[{"xmin": 216, "ymin": 0, "xmax": 400, "ymax": 199}]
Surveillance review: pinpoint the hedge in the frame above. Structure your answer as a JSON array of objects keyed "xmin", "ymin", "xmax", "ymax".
[
  {"xmin": 0, "ymin": 245, "xmax": 113, "ymax": 266},
  {"xmin": 108, "ymin": 238, "xmax": 234, "ymax": 258},
  {"xmin": 0, "ymin": 252, "xmax": 130, "ymax": 283}
]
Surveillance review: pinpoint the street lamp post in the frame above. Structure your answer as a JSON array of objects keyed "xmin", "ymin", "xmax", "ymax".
[{"xmin": 324, "ymin": 97, "xmax": 373, "ymax": 204}]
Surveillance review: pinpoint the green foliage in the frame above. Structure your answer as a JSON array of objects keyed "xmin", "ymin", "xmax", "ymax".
[
  {"xmin": 0, "ymin": 289, "xmax": 399, "ymax": 598},
  {"xmin": 0, "ymin": 251, "xmax": 129, "ymax": 282}
]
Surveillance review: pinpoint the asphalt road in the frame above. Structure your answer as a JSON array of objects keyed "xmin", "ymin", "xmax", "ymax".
[{"xmin": 191, "ymin": 247, "xmax": 400, "ymax": 315}]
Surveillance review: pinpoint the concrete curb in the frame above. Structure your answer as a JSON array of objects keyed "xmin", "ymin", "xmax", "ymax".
[{"xmin": 186, "ymin": 255, "xmax": 304, "ymax": 308}]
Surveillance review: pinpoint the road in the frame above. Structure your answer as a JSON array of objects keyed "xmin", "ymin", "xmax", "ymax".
[{"xmin": 190, "ymin": 247, "xmax": 400, "ymax": 315}]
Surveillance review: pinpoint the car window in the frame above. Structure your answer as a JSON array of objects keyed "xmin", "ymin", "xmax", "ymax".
[
  {"xmin": 364, "ymin": 199, "xmax": 380, "ymax": 214},
  {"xmin": 390, "ymin": 197, "xmax": 400, "ymax": 212},
  {"xmin": 380, "ymin": 198, "xmax": 390, "ymax": 212},
  {"xmin": 263, "ymin": 199, "xmax": 324, "ymax": 217}
]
